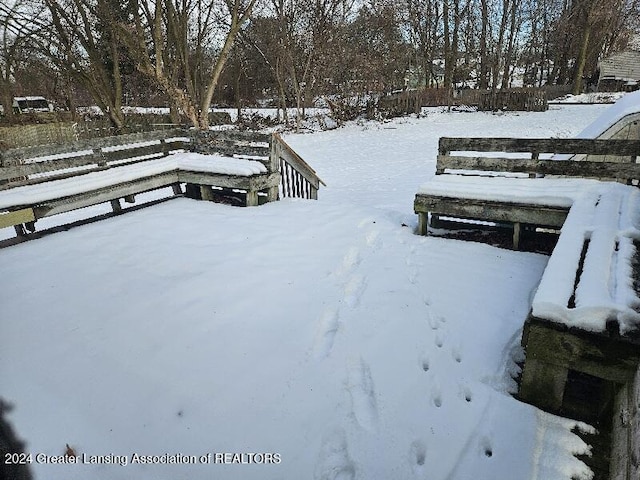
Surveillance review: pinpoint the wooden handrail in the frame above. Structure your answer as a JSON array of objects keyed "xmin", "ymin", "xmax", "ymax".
[{"xmin": 272, "ymin": 133, "xmax": 325, "ymax": 200}]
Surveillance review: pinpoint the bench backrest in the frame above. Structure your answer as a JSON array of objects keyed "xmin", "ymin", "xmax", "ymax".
[
  {"xmin": 436, "ymin": 137, "xmax": 640, "ymax": 182},
  {"xmin": 191, "ymin": 130, "xmax": 278, "ymax": 173},
  {"xmin": 0, "ymin": 128, "xmax": 189, "ymax": 187}
]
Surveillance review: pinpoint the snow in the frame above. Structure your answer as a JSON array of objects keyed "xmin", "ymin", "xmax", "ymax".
[
  {"xmin": 574, "ymin": 90, "xmax": 640, "ymax": 139},
  {"xmin": 0, "ymin": 152, "xmax": 266, "ymax": 209},
  {"xmin": 0, "ymin": 105, "xmax": 613, "ymax": 480},
  {"xmin": 552, "ymin": 92, "xmax": 627, "ymax": 104},
  {"xmin": 418, "ymin": 175, "xmax": 602, "ymax": 208},
  {"xmin": 532, "ymin": 183, "xmax": 640, "ymax": 333}
]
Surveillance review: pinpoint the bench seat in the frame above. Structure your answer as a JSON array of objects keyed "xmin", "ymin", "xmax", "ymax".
[
  {"xmin": 532, "ymin": 183, "xmax": 640, "ymax": 335},
  {"xmin": 0, "ymin": 153, "xmax": 268, "ymax": 210},
  {"xmin": 417, "ymin": 175, "xmax": 603, "ymax": 208}
]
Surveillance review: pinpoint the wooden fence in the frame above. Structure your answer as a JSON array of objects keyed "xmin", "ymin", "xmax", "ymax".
[{"xmin": 477, "ymin": 89, "xmax": 548, "ymax": 112}]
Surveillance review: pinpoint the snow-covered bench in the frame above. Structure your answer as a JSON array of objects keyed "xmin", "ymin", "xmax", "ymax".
[
  {"xmin": 414, "ymin": 137, "xmax": 640, "ymax": 249},
  {"xmin": 0, "ymin": 129, "xmax": 283, "ymax": 236}
]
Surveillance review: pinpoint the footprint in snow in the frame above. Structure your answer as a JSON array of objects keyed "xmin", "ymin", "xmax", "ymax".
[
  {"xmin": 314, "ymin": 429, "xmax": 356, "ymax": 480},
  {"xmin": 347, "ymin": 359, "xmax": 379, "ymax": 432},
  {"xmin": 434, "ymin": 332, "xmax": 444, "ymax": 349},
  {"xmin": 421, "ymin": 357, "xmax": 430, "ymax": 372},
  {"xmin": 312, "ymin": 308, "xmax": 341, "ymax": 360},
  {"xmin": 451, "ymin": 346, "xmax": 462, "ymax": 364},
  {"xmin": 479, "ymin": 436, "xmax": 494, "ymax": 458},
  {"xmin": 426, "ymin": 311, "xmax": 440, "ymax": 331},
  {"xmin": 365, "ymin": 229, "xmax": 382, "ymax": 249},
  {"xmin": 431, "ymin": 384, "xmax": 443, "ymax": 408},
  {"xmin": 338, "ymin": 247, "xmax": 361, "ymax": 276},
  {"xmin": 461, "ymin": 385, "xmax": 473, "ymax": 403},
  {"xmin": 409, "ymin": 440, "xmax": 427, "ymax": 477},
  {"xmin": 344, "ymin": 275, "xmax": 366, "ymax": 308}
]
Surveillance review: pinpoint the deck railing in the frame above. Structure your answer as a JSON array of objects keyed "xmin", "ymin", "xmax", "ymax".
[{"xmin": 272, "ymin": 133, "xmax": 326, "ymax": 200}]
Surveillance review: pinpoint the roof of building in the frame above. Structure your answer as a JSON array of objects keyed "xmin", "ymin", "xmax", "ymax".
[{"xmin": 598, "ymin": 50, "xmax": 640, "ymax": 81}]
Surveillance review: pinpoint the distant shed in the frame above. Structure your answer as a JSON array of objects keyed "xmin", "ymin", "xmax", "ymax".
[{"xmin": 598, "ymin": 50, "xmax": 640, "ymax": 91}]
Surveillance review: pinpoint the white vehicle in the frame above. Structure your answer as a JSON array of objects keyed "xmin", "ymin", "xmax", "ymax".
[{"xmin": 12, "ymin": 96, "xmax": 54, "ymax": 114}]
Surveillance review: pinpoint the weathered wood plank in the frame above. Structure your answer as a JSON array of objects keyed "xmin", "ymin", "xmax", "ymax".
[
  {"xmin": 0, "ymin": 154, "xmax": 97, "ymax": 181},
  {"xmin": 194, "ymin": 143, "xmax": 270, "ymax": 159},
  {"xmin": 177, "ymin": 171, "xmax": 280, "ymax": 192},
  {"xmin": 522, "ymin": 318, "xmax": 640, "ymax": 383},
  {"xmin": 0, "ymin": 129, "xmax": 188, "ymax": 164},
  {"xmin": 437, "ymin": 155, "xmax": 640, "ymax": 178},
  {"xmin": 439, "ymin": 137, "xmax": 640, "ymax": 156},
  {"xmin": 414, "ymin": 194, "xmax": 569, "ymax": 227},
  {"xmin": 192, "ymin": 130, "xmax": 271, "ymax": 143},
  {"xmin": 31, "ymin": 171, "xmax": 180, "ymax": 218},
  {"xmin": 0, "ymin": 208, "xmax": 35, "ymax": 229}
]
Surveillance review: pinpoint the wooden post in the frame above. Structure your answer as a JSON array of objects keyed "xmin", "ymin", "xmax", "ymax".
[
  {"xmin": 417, "ymin": 213, "xmax": 428, "ymax": 236},
  {"xmin": 200, "ymin": 185, "xmax": 215, "ymax": 201},
  {"xmin": 172, "ymin": 183, "xmax": 183, "ymax": 195},
  {"xmin": 267, "ymin": 186, "xmax": 279, "ymax": 202},
  {"xmin": 92, "ymin": 148, "xmax": 107, "ymax": 167},
  {"xmin": 13, "ymin": 224, "xmax": 26, "ymax": 237},
  {"xmin": 246, "ymin": 190, "xmax": 259, "ymax": 206},
  {"xmin": 110, "ymin": 199, "xmax": 122, "ymax": 212},
  {"xmin": 160, "ymin": 138, "xmax": 169, "ymax": 156},
  {"xmin": 520, "ymin": 357, "xmax": 568, "ymax": 412},
  {"xmin": 269, "ymin": 135, "xmax": 282, "ymax": 173},
  {"xmin": 124, "ymin": 194, "xmax": 135, "ymax": 203},
  {"xmin": 513, "ymin": 222, "xmax": 521, "ymax": 250}
]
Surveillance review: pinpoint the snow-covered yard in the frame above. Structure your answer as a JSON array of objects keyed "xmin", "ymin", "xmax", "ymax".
[{"xmin": 0, "ymin": 104, "xmax": 612, "ymax": 480}]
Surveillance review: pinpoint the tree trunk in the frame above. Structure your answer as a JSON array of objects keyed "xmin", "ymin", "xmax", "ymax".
[
  {"xmin": 479, "ymin": 0, "xmax": 489, "ymax": 90},
  {"xmin": 572, "ymin": 23, "xmax": 591, "ymax": 95},
  {"xmin": 501, "ymin": 0, "xmax": 518, "ymax": 89}
]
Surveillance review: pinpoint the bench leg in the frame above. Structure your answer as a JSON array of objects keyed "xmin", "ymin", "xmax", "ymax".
[
  {"xmin": 14, "ymin": 224, "xmax": 27, "ymax": 237},
  {"xmin": 124, "ymin": 194, "xmax": 135, "ymax": 204},
  {"xmin": 266, "ymin": 186, "xmax": 279, "ymax": 202},
  {"xmin": 25, "ymin": 221, "xmax": 36, "ymax": 233},
  {"xmin": 172, "ymin": 183, "xmax": 183, "ymax": 195},
  {"xmin": 110, "ymin": 199, "xmax": 122, "ymax": 213},
  {"xmin": 520, "ymin": 357, "xmax": 568, "ymax": 412},
  {"xmin": 246, "ymin": 190, "xmax": 259, "ymax": 207},
  {"xmin": 417, "ymin": 212, "xmax": 428, "ymax": 236},
  {"xmin": 513, "ymin": 222, "xmax": 521, "ymax": 250},
  {"xmin": 200, "ymin": 185, "xmax": 215, "ymax": 201}
]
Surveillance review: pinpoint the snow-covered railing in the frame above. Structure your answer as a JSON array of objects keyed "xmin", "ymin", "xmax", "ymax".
[{"xmin": 272, "ymin": 133, "xmax": 325, "ymax": 200}]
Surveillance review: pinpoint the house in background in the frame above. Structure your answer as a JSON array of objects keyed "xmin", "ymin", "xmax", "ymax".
[{"xmin": 597, "ymin": 49, "xmax": 640, "ymax": 92}]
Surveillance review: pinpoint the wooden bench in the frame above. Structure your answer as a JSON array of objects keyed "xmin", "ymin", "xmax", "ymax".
[
  {"xmin": 414, "ymin": 136, "xmax": 640, "ymax": 478},
  {"xmin": 0, "ymin": 129, "xmax": 322, "ymax": 237},
  {"xmin": 414, "ymin": 137, "xmax": 640, "ymax": 249},
  {"xmin": 519, "ymin": 186, "xmax": 640, "ymax": 479}
]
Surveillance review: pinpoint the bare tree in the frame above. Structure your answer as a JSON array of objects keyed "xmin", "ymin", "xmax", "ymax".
[
  {"xmin": 118, "ymin": 0, "xmax": 257, "ymax": 130},
  {"xmin": 43, "ymin": 0, "xmax": 130, "ymax": 129},
  {"xmin": 0, "ymin": 1, "xmax": 46, "ymax": 119}
]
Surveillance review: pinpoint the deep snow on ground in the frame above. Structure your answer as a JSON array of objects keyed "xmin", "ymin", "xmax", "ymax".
[{"xmin": 0, "ymin": 104, "xmax": 611, "ymax": 480}]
